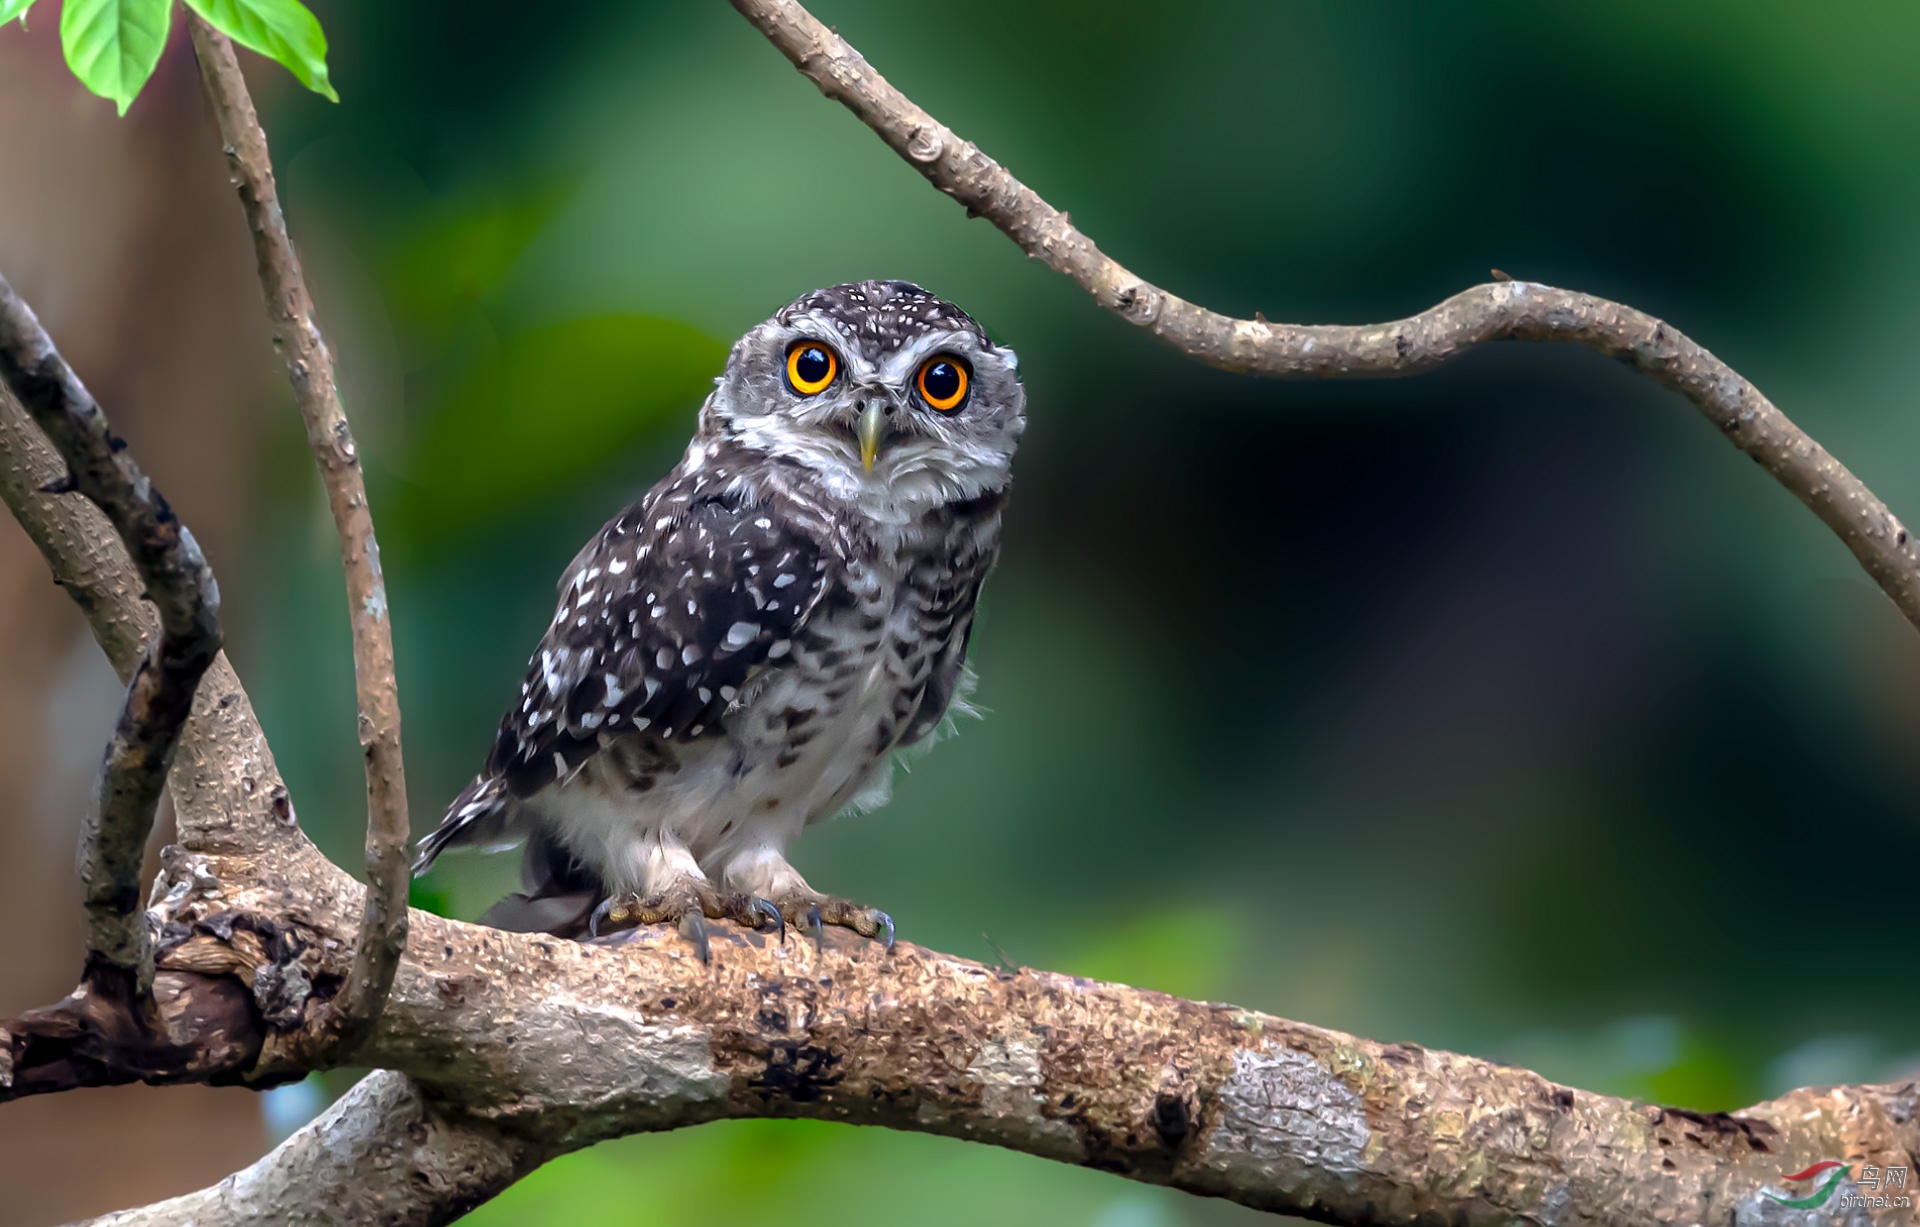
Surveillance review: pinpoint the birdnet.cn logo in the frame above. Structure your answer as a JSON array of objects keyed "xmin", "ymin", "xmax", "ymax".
[{"xmin": 1762, "ymin": 1161, "xmax": 1911, "ymax": 1214}]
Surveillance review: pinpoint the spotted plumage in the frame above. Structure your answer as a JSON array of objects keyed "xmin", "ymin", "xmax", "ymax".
[{"xmin": 413, "ymin": 281, "xmax": 1024, "ymax": 945}]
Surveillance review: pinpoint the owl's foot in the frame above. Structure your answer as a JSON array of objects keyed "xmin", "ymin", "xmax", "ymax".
[
  {"xmin": 590, "ymin": 884, "xmax": 783, "ymax": 962},
  {"xmin": 771, "ymin": 892, "xmax": 895, "ymax": 953}
]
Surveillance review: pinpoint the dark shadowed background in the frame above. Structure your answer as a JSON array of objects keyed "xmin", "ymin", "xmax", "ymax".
[{"xmin": 2, "ymin": 2, "xmax": 1916, "ymax": 1224}]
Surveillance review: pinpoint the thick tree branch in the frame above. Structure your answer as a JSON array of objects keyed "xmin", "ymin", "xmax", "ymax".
[
  {"xmin": 74, "ymin": 1071, "xmax": 544, "ymax": 1227},
  {"xmin": 186, "ymin": 14, "xmax": 410, "ymax": 1055},
  {"xmin": 79, "ymin": 855, "xmax": 1920, "ymax": 1227},
  {"xmin": 728, "ymin": 0, "xmax": 1920, "ymax": 636},
  {"xmin": 0, "ymin": 276, "xmax": 222, "ymax": 995}
]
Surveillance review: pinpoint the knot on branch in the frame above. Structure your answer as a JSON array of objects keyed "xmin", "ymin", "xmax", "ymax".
[{"xmin": 905, "ymin": 124, "xmax": 944, "ymax": 163}]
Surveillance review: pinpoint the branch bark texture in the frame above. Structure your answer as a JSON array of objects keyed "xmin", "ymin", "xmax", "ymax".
[
  {"xmin": 186, "ymin": 14, "xmax": 410, "ymax": 1055},
  {"xmin": 78, "ymin": 1071, "xmax": 540, "ymax": 1227},
  {"xmin": 84, "ymin": 869, "xmax": 1920, "ymax": 1227},
  {"xmin": 728, "ymin": 0, "xmax": 1920, "ymax": 637},
  {"xmin": 0, "ymin": 275, "xmax": 222, "ymax": 994}
]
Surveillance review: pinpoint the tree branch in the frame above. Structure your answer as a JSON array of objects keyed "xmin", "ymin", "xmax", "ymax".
[
  {"xmin": 95, "ymin": 862, "xmax": 1920, "ymax": 1225},
  {"xmin": 0, "ymin": 369, "xmax": 291, "ymax": 1104},
  {"xmin": 0, "ymin": 275, "xmax": 222, "ymax": 995},
  {"xmin": 73, "ymin": 1072, "xmax": 543, "ymax": 1227},
  {"xmin": 185, "ymin": 14, "xmax": 410, "ymax": 1056},
  {"xmin": 727, "ymin": 0, "xmax": 1920, "ymax": 637}
]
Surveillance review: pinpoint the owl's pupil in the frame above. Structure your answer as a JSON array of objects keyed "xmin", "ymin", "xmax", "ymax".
[
  {"xmin": 924, "ymin": 362, "xmax": 960, "ymax": 401},
  {"xmin": 795, "ymin": 347, "xmax": 830, "ymax": 384}
]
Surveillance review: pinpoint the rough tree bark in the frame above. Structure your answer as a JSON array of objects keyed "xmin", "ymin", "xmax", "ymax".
[
  {"xmin": 0, "ymin": 276, "xmax": 223, "ymax": 997},
  {"xmin": 0, "ymin": 3, "xmax": 1914, "ymax": 1225}
]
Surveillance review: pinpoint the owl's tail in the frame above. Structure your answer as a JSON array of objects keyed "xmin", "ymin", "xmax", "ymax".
[
  {"xmin": 478, "ymin": 830, "xmax": 603, "ymax": 937},
  {"xmin": 411, "ymin": 773, "xmax": 517, "ymax": 876},
  {"xmin": 414, "ymin": 775, "xmax": 602, "ymax": 938}
]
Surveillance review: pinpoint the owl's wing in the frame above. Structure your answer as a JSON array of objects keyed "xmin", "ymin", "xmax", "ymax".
[
  {"xmin": 498, "ymin": 493, "xmax": 835, "ymax": 786},
  {"xmin": 413, "ymin": 486, "xmax": 834, "ymax": 874}
]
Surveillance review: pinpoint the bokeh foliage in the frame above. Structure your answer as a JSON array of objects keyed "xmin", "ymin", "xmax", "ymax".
[{"xmin": 229, "ymin": 2, "xmax": 1920, "ymax": 1223}]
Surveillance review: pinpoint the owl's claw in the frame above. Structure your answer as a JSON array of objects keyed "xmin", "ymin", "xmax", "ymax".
[
  {"xmin": 679, "ymin": 910, "xmax": 710, "ymax": 964},
  {"xmin": 588, "ymin": 896, "xmax": 617, "ymax": 940},
  {"xmin": 591, "ymin": 885, "xmax": 786, "ymax": 960},
  {"xmin": 750, "ymin": 896, "xmax": 785, "ymax": 943},
  {"xmin": 773, "ymin": 894, "xmax": 895, "ymax": 953}
]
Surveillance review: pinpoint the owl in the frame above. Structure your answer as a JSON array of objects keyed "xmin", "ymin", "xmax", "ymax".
[{"xmin": 412, "ymin": 281, "xmax": 1024, "ymax": 957}]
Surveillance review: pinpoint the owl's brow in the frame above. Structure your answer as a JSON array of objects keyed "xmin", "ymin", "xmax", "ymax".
[{"xmin": 778, "ymin": 311, "xmax": 983, "ymax": 380}]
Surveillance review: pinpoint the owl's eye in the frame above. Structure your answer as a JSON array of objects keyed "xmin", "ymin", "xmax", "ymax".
[
  {"xmin": 917, "ymin": 355, "xmax": 969, "ymax": 412},
  {"xmin": 785, "ymin": 342, "xmax": 838, "ymax": 395}
]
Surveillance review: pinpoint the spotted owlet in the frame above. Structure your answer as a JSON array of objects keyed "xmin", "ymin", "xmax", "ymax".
[{"xmin": 412, "ymin": 281, "xmax": 1024, "ymax": 956}]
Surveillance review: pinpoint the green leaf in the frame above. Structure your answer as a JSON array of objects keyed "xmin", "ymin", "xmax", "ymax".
[
  {"xmin": 60, "ymin": 0, "xmax": 171, "ymax": 115},
  {"xmin": 1, "ymin": 0, "xmax": 35, "ymax": 29},
  {"xmin": 185, "ymin": 0, "xmax": 338, "ymax": 102}
]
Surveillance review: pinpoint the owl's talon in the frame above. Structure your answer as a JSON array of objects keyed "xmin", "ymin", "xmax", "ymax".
[
  {"xmin": 588, "ymin": 885, "xmax": 791, "ymax": 958},
  {"xmin": 680, "ymin": 910, "xmax": 711, "ymax": 963},
  {"xmin": 588, "ymin": 896, "xmax": 619, "ymax": 939},
  {"xmin": 769, "ymin": 894, "xmax": 893, "ymax": 951},
  {"xmin": 750, "ymin": 896, "xmax": 785, "ymax": 942}
]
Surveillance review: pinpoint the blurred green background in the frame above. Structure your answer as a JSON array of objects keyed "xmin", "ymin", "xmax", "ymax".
[{"xmin": 225, "ymin": 1, "xmax": 1920, "ymax": 1223}]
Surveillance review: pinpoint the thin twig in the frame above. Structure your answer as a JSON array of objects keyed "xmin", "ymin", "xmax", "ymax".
[
  {"xmin": 730, "ymin": 0, "xmax": 1920, "ymax": 634},
  {"xmin": 186, "ymin": 14, "xmax": 409, "ymax": 1055},
  {"xmin": 0, "ymin": 274, "xmax": 221, "ymax": 995}
]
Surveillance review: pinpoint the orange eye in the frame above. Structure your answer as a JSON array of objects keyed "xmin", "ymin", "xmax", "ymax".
[
  {"xmin": 917, "ymin": 355, "xmax": 969, "ymax": 412},
  {"xmin": 785, "ymin": 342, "xmax": 837, "ymax": 395}
]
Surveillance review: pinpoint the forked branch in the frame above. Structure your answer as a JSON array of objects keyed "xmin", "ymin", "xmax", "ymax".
[
  {"xmin": 0, "ymin": 275, "xmax": 221, "ymax": 994},
  {"xmin": 186, "ymin": 14, "xmax": 410, "ymax": 1055},
  {"xmin": 728, "ymin": 0, "xmax": 1920, "ymax": 634}
]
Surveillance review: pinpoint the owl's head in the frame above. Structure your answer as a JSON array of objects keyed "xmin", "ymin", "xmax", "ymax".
[{"xmin": 705, "ymin": 281, "xmax": 1025, "ymax": 513}]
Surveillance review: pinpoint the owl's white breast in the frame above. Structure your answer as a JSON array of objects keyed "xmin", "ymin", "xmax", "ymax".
[{"xmin": 528, "ymin": 536, "xmax": 939, "ymax": 896}]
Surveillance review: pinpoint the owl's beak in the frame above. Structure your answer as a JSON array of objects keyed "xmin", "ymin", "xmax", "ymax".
[{"xmin": 857, "ymin": 400, "xmax": 887, "ymax": 472}]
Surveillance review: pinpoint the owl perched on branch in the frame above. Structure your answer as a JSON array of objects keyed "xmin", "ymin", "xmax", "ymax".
[{"xmin": 412, "ymin": 282, "xmax": 1025, "ymax": 957}]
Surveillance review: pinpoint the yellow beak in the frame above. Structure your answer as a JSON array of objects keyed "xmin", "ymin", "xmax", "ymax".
[{"xmin": 857, "ymin": 401, "xmax": 887, "ymax": 472}]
